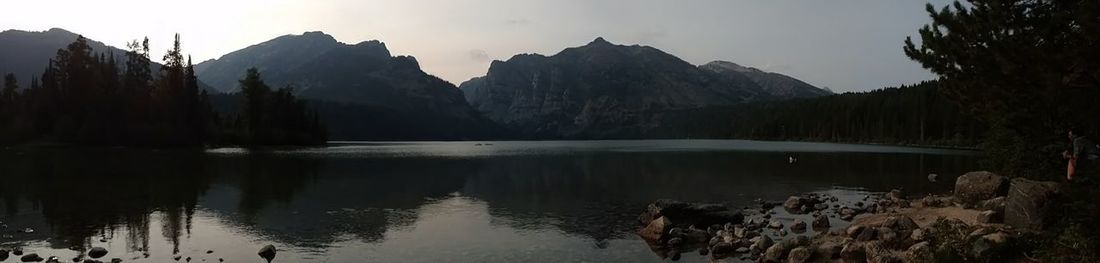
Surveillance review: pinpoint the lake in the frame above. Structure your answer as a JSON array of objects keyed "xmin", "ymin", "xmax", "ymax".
[{"xmin": 0, "ymin": 140, "xmax": 978, "ymax": 262}]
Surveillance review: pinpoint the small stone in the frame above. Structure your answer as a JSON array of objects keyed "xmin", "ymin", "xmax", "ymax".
[
  {"xmin": 206, "ymin": 250, "xmax": 213, "ymax": 254},
  {"xmin": 768, "ymin": 219, "xmax": 783, "ymax": 229},
  {"xmin": 812, "ymin": 214, "xmax": 830, "ymax": 229},
  {"xmin": 668, "ymin": 237, "xmax": 684, "ymax": 247},
  {"xmin": 173, "ymin": 255, "xmax": 182, "ymax": 261},
  {"xmin": 735, "ymin": 246, "xmax": 749, "ymax": 253},
  {"xmin": 110, "ymin": 258, "xmax": 122, "ymax": 263},
  {"xmin": 45, "ymin": 256, "xmax": 58, "ymax": 263}
]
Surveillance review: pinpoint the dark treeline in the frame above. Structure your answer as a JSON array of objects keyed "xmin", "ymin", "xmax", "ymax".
[
  {"xmin": 658, "ymin": 81, "xmax": 984, "ymax": 146},
  {"xmin": 0, "ymin": 35, "xmax": 325, "ymax": 147}
]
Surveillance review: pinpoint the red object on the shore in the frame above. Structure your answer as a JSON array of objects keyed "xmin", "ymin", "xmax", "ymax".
[{"xmin": 1067, "ymin": 159, "xmax": 1076, "ymax": 180}]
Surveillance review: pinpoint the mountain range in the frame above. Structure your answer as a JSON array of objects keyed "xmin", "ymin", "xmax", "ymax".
[
  {"xmin": 0, "ymin": 28, "xmax": 830, "ymax": 140},
  {"xmin": 459, "ymin": 37, "xmax": 830, "ymax": 138}
]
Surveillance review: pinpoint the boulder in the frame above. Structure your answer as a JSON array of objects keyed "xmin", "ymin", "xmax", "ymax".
[
  {"xmin": 764, "ymin": 243, "xmax": 787, "ymax": 262},
  {"xmin": 788, "ymin": 247, "xmax": 811, "ymax": 263},
  {"xmin": 971, "ymin": 232, "xmax": 1011, "ymax": 259},
  {"xmin": 846, "ymin": 225, "xmax": 866, "ymax": 238},
  {"xmin": 1004, "ymin": 178, "xmax": 1062, "ymax": 230},
  {"xmin": 976, "ymin": 210, "xmax": 1001, "ymax": 224},
  {"xmin": 954, "ymin": 171, "xmax": 1008, "ymax": 207},
  {"xmin": 815, "ymin": 243, "xmax": 843, "ymax": 260},
  {"xmin": 20, "ymin": 253, "xmax": 43, "ymax": 262},
  {"xmin": 886, "ymin": 189, "xmax": 905, "ymax": 200},
  {"xmin": 840, "ymin": 242, "xmax": 866, "ymax": 262},
  {"xmin": 638, "ymin": 216, "xmax": 672, "ymax": 241},
  {"xmin": 877, "ymin": 227, "xmax": 898, "ymax": 245},
  {"xmin": 906, "ymin": 241, "xmax": 934, "ymax": 263},
  {"xmin": 88, "ymin": 247, "xmax": 109, "ymax": 259},
  {"xmin": 751, "ymin": 235, "xmax": 774, "ymax": 254},
  {"xmin": 856, "ymin": 227, "xmax": 877, "ymax": 241},
  {"xmin": 864, "ymin": 241, "xmax": 903, "ymax": 263},
  {"xmin": 711, "ymin": 242, "xmax": 736, "ymax": 255},
  {"xmin": 812, "ymin": 214, "xmax": 830, "ymax": 229},
  {"xmin": 790, "ymin": 219, "xmax": 807, "ymax": 231},
  {"xmin": 783, "ymin": 196, "xmax": 804, "ymax": 211}
]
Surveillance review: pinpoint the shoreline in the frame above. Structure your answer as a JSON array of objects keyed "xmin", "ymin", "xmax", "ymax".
[{"xmin": 636, "ymin": 171, "xmax": 1056, "ymax": 262}]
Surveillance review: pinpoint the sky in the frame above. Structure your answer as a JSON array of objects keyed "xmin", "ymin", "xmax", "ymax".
[{"xmin": 2, "ymin": 0, "xmax": 953, "ymax": 93}]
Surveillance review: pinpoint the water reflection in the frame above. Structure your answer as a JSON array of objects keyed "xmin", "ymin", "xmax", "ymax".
[{"xmin": 0, "ymin": 141, "xmax": 978, "ymax": 262}]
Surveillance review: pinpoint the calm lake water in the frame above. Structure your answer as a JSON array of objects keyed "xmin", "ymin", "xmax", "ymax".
[{"xmin": 0, "ymin": 140, "xmax": 978, "ymax": 262}]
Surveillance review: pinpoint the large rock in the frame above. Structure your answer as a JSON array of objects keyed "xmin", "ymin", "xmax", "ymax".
[
  {"xmin": 788, "ymin": 247, "xmax": 811, "ymax": 263},
  {"xmin": 638, "ymin": 216, "xmax": 673, "ymax": 241},
  {"xmin": 1004, "ymin": 178, "xmax": 1061, "ymax": 230},
  {"xmin": 0, "ymin": 249, "xmax": 8, "ymax": 261},
  {"xmin": 639, "ymin": 199, "xmax": 744, "ymax": 229},
  {"xmin": 954, "ymin": 171, "xmax": 1009, "ymax": 206},
  {"xmin": 812, "ymin": 214, "xmax": 830, "ymax": 229}
]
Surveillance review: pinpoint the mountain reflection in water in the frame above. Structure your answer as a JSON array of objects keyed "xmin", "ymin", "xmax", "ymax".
[{"xmin": 0, "ymin": 140, "xmax": 978, "ymax": 262}]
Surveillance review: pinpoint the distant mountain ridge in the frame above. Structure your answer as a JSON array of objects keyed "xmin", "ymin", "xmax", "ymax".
[
  {"xmin": 459, "ymin": 37, "xmax": 830, "ymax": 139},
  {"xmin": 700, "ymin": 61, "xmax": 832, "ymax": 98},
  {"xmin": 194, "ymin": 31, "xmax": 499, "ymax": 140},
  {"xmin": 0, "ymin": 28, "xmax": 215, "ymax": 91}
]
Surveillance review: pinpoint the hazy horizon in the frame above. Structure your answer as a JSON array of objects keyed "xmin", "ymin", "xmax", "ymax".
[{"xmin": 3, "ymin": 0, "xmax": 952, "ymax": 92}]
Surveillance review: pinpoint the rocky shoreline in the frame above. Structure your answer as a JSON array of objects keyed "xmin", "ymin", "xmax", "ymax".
[{"xmin": 637, "ymin": 171, "xmax": 1062, "ymax": 262}]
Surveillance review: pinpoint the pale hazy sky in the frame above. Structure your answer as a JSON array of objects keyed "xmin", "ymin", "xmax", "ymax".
[{"xmin": 2, "ymin": 0, "xmax": 951, "ymax": 92}]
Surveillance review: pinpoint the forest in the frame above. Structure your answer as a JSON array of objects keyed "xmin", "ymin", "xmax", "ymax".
[
  {"xmin": 658, "ymin": 81, "xmax": 984, "ymax": 147},
  {"xmin": 0, "ymin": 35, "xmax": 325, "ymax": 147}
]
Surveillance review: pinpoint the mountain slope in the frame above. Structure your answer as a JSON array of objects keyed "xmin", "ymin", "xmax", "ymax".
[
  {"xmin": 195, "ymin": 32, "xmax": 498, "ymax": 140},
  {"xmin": 700, "ymin": 61, "xmax": 832, "ymax": 98},
  {"xmin": 459, "ymin": 37, "xmax": 821, "ymax": 139}
]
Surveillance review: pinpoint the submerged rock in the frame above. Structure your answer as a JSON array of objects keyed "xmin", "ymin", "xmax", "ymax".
[
  {"xmin": 20, "ymin": 253, "xmax": 44, "ymax": 262},
  {"xmin": 88, "ymin": 247, "xmax": 109, "ymax": 259},
  {"xmin": 258, "ymin": 244, "xmax": 277, "ymax": 263}
]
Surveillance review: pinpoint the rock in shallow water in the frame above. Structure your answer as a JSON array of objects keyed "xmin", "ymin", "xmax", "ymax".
[
  {"xmin": 258, "ymin": 244, "xmax": 277, "ymax": 263},
  {"xmin": 88, "ymin": 247, "xmax": 109, "ymax": 259},
  {"xmin": 20, "ymin": 253, "xmax": 43, "ymax": 262}
]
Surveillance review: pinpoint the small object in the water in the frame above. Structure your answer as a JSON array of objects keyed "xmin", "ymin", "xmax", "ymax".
[
  {"xmin": 22, "ymin": 228, "xmax": 34, "ymax": 233},
  {"xmin": 186, "ymin": 257, "xmax": 192, "ymax": 262},
  {"xmin": 45, "ymin": 256, "xmax": 59, "ymax": 263},
  {"xmin": 788, "ymin": 156, "xmax": 797, "ymax": 163},
  {"xmin": 219, "ymin": 259, "xmax": 224, "ymax": 262},
  {"xmin": 111, "ymin": 258, "xmax": 123, "ymax": 263},
  {"xmin": 20, "ymin": 253, "xmax": 43, "ymax": 262},
  {"xmin": 206, "ymin": 250, "xmax": 213, "ymax": 254},
  {"xmin": 88, "ymin": 247, "xmax": 109, "ymax": 259},
  {"xmin": 927, "ymin": 173, "xmax": 939, "ymax": 182},
  {"xmin": 258, "ymin": 244, "xmax": 277, "ymax": 263},
  {"xmin": 173, "ymin": 255, "xmax": 182, "ymax": 261}
]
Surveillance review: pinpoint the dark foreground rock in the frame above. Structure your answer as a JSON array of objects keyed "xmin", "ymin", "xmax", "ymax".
[
  {"xmin": 20, "ymin": 253, "xmax": 43, "ymax": 262},
  {"xmin": 954, "ymin": 171, "xmax": 1009, "ymax": 207},
  {"xmin": 638, "ymin": 199, "xmax": 743, "ymax": 234},
  {"xmin": 1004, "ymin": 178, "xmax": 1062, "ymax": 230},
  {"xmin": 258, "ymin": 244, "xmax": 277, "ymax": 262}
]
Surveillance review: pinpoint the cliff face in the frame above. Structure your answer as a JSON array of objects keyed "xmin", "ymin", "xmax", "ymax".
[{"xmin": 460, "ymin": 38, "xmax": 821, "ymax": 139}]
